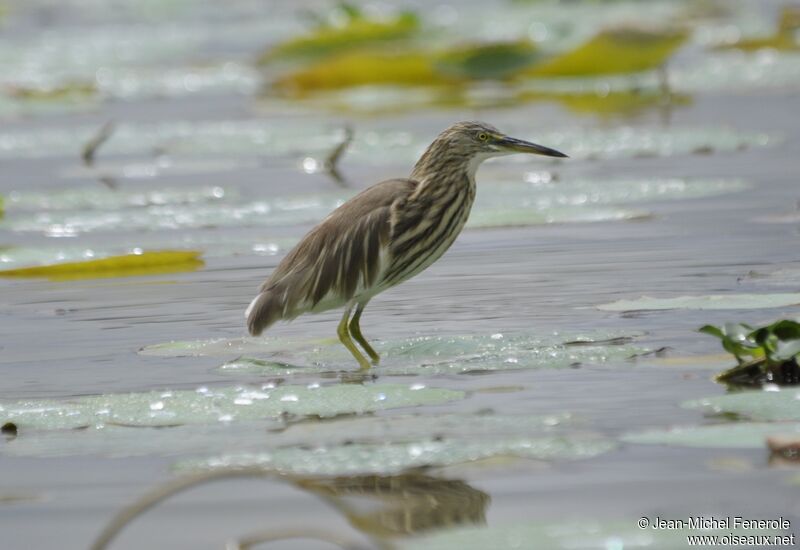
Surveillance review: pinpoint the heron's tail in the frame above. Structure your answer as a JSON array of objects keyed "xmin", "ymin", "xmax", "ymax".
[{"xmin": 246, "ymin": 289, "xmax": 284, "ymax": 336}]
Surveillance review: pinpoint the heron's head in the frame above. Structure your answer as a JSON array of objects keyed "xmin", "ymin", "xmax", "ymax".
[
  {"xmin": 413, "ymin": 121, "xmax": 567, "ymax": 180},
  {"xmin": 447, "ymin": 121, "xmax": 567, "ymax": 158}
]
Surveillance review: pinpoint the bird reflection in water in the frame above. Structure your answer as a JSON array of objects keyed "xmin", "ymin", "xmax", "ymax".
[{"xmin": 297, "ymin": 472, "xmax": 490, "ymax": 538}]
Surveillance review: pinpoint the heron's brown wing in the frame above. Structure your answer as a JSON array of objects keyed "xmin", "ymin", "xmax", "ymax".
[{"xmin": 247, "ymin": 179, "xmax": 417, "ymax": 335}]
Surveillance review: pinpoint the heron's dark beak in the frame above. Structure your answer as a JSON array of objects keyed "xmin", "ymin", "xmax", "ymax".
[{"xmin": 496, "ymin": 136, "xmax": 568, "ymax": 158}]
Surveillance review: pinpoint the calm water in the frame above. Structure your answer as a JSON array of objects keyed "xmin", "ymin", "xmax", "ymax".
[{"xmin": 1, "ymin": 1, "xmax": 800, "ymax": 549}]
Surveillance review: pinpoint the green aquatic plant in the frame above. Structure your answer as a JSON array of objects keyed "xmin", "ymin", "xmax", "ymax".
[
  {"xmin": 434, "ymin": 41, "xmax": 541, "ymax": 80},
  {"xmin": 700, "ymin": 319, "xmax": 800, "ymax": 386}
]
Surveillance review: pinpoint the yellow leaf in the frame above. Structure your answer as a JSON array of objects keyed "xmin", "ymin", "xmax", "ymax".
[
  {"xmin": 0, "ymin": 250, "xmax": 204, "ymax": 281},
  {"xmin": 6, "ymin": 81, "xmax": 97, "ymax": 101},
  {"xmin": 718, "ymin": 7, "xmax": 800, "ymax": 52},
  {"xmin": 272, "ymin": 52, "xmax": 458, "ymax": 96},
  {"xmin": 258, "ymin": 12, "xmax": 419, "ymax": 64},
  {"xmin": 527, "ymin": 28, "xmax": 688, "ymax": 77}
]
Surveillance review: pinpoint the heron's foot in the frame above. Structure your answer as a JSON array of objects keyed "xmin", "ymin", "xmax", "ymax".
[
  {"xmin": 348, "ymin": 312, "xmax": 380, "ymax": 365},
  {"xmin": 338, "ymin": 308, "xmax": 372, "ymax": 370}
]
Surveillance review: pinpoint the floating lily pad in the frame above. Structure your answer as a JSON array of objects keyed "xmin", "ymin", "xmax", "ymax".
[
  {"xmin": 624, "ymin": 422, "xmax": 800, "ymax": 448},
  {"xmin": 0, "ymin": 121, "xmax": 774, "ymax": 163},
  {"xmin": 0, "ymin": 383, "xmax": 464, "ymax": 431},
  {"xmin": 4, "ymin": 185, "xmax": 233, "ymax": 212},
  {"xmin": 684, "ymin": 390, "xmax": 800, "ymax": 422},
  {"xmin": 179, "ymin": 436, "xmax": 615, "ymax": 476},
  {"xmin": 469, "ymin": 177, "xmax": 745, "ymax": 227},
  {"xmin": 527, "ymin": 27, "xmax": 688, "ymax": 77},
  {"xmin": 0, "ymin": 250, "xmax": 203, "ymax": 280},
  {"xmin": 0, "ymin": 411, "xmax": 572, "ymax": 459},
  {"xmin": 597, "ymin": 293, "xmax": 800, "ymax": 312},
  {"xmin": 401, "ymin": 519, "xmax": 777, "ymax": 550},
  {"xmin": 7, "ymin": 176, "xmax": 744, "ymax": 237},
  {"xmin": 142, "ymin": 330, "xmax": 644, "ymax": 376}
]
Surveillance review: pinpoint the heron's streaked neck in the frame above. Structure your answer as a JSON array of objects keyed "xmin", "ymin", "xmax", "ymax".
[{"xmin": 410, "ymin": 150, "xmax": 492, "ymax": 195}]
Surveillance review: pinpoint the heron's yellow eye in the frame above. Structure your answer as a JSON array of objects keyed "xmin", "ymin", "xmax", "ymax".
[{"xmin": 478, "ymin": 133, "xmax": 488, "ymax": 141}]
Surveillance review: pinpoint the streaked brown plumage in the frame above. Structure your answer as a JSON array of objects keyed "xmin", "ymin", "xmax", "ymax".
[{"xmin": 246, "ymin": 121, "xmax": 567, "ymax": 369}]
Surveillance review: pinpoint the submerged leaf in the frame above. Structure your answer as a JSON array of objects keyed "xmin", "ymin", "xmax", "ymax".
[
  {"xmin": 598, "ymin": 293, "xmax": 800, "ymax": 312},
  {"xmin": 528, "ymin": 27, "xmax": 688, "ymax": 77},
  {"xmin": 0, "ymin": 383, "xmax": 465, "ymax": 430},
  {"xmin": 0, "ymin": 250, "xmax": 203, "ymax": 280}
]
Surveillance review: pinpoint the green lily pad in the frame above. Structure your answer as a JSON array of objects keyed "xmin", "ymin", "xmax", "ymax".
[
  {"xmin": 142, "ymin": 330, "xmax": 644, "ymax": 376},
  {"xmin": 0, "ymin": 383, "xmax": 464, "ymax": 430},
  {"xmin": 597, "ymin": 293, "xmax": 800, "ymax": 312},
  {"xmin": 624, "ymin": 422, "xmax": 800, "ymax": 449},
  {"xmin": 684, "ymin": 390, "xmax": 800, "ymax": 422},
  {"xmin": 178, "ymin": 436, "xmax": 615, "ymax": 476}
]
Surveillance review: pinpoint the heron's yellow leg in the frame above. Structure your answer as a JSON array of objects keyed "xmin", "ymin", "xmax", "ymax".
[
  {"xmin": 337, "ymin": 307, "xmax": 371, "ymax": 370},
  {"xmin": 349, "ymin": 302, "xmax": 380, "ymax": 365}
]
